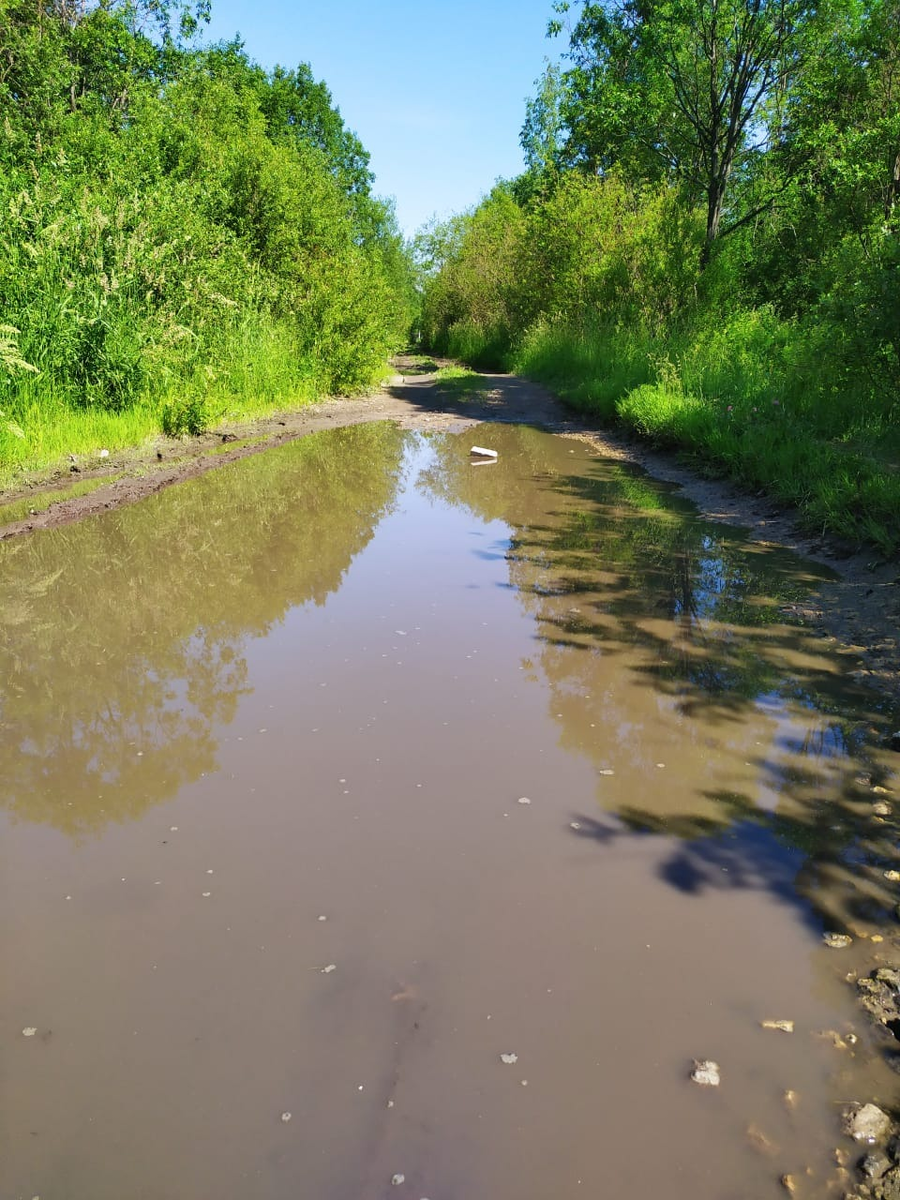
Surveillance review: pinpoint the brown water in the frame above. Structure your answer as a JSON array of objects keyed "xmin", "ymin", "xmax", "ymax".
[{"xmin": 2, "ymin": 422, "xmax": 899, "ymax": 1200}]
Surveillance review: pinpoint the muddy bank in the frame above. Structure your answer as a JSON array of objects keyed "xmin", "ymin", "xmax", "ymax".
[{"xmin": 1, "ymin": 355, "xmax": 897, "ymax": 702}]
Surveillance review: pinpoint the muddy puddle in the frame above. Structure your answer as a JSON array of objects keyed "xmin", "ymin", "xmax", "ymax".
[{"xmin": 2, "ymin": 422, "xmax": 899, "ymax": 1200}]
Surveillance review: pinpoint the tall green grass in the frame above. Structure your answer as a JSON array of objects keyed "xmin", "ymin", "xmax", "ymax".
[{"xmin": 507, "ymin": 317, "xmax": 900, "ymax": 555}]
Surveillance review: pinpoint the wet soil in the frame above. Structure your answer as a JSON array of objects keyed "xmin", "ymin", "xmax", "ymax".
[
  {"xmin": 1, "ymin": 420, "xmax": 899, "ymax": 1199},
  {"xmin": 0, "ymin": 356, "xmax": 896, "ymax": 705}
]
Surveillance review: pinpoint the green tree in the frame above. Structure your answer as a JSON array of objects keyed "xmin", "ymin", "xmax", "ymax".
[{"xmin": 555, "ymin": 0, "xmax": 819, "ymax": 261}]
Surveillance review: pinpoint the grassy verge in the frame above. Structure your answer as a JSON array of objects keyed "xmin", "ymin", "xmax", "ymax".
[
  {"xmin": 0, "ymin": 332, "xmax": 395, "ymax": 494},
  {"xmin": 438, "ymin": 317, "xmax": 900, "ymax": 558}
]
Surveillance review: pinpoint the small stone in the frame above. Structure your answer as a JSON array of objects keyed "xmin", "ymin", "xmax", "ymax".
[
  {"xmin": 824, "ymin": 932, "xmax": 853, "ymax": 948},
  {"xmin": 780, "ymin": 1173, "xmax": 796, "ymax": 1194},
  {"xmin": 747, "ymin": 1123, "xmax": 778, "ymax": 1155},
  {"xmin": 391, "ymin": 1174, "xmax": 405, "ymax": 1186},
  {"xmin": 860, "ymin": 1153, "xmax": 891, "ymax": 1180},
  {"xmin": 843, "ymin": 1103, "xmax": 892, "ymax": 1144},
  {"xmin": 22, "ymin": 1027, "xmax": 37, "ymax": 1037},
  {"xmin": 281, "ymin": 1112, "xmax": 292, "ymax": 1123},
  {"xmin": 761, "ymin": 1019, "xmax": 794, "ymax": 1033},
  {"xmin": 500, "ymin": 1053, "xmax": 518, "ymax": 1065},
  {"xmin": 691, "ymin": 1059, "xmax": 721, "ymax": 1086},
  {"xmin": 874, "ymin": 1166, "xmax": 900, "ymax": 1200},
  {"xmin": 784, "ymin": 1089, "xmax": 799, "ymax": 1110}
]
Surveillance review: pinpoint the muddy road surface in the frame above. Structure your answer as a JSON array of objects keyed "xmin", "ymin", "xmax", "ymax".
[{"xmin": 1, "ymin": 376, "xmax": 900, "ymax": 1200}]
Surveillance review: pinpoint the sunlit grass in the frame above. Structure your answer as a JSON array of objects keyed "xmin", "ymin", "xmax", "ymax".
[{"xmin": 441, "ymin": 317, "xmax": 900, "ymax": 557}]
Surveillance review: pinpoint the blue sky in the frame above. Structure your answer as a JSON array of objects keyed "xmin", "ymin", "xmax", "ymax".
[{"xmin": 203, "ymin": 0, "xmax": 561, "ymax": 237}]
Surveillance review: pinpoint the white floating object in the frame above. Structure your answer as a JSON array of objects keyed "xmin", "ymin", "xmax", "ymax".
[
  {"xmin": 391, "ymin": 1174, "xmax": 405, "ymax": 1186},
  {"xmin": 517, "ymin": 797, "xmax": 532, "ymax": 806},
  {"xmin": 321, "ymin": 964, "xmax": 337, "ymax": 974},
  {"xmin": 691, "ymin": 1059, "xmax": 721, "ymax": 1086},
  {"xmin": 22, "ymin": 1027, "xmax": 37, "ymax": 1037},
  {"xmin": 470, "ymin": 446, "xmax": 498, "ymax": 459},
  {"xmin": 281, "ymin": 1111, "xmax": 292, "ymax": 1122},
  {"xmin": 500, "ymin": 1052, "xmax": 518, "ymax": 1065}
]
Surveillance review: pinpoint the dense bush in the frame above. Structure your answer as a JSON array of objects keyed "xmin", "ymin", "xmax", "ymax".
[
  {"xmin": 417, "ymin": 0, "xmax": 900, "ymax": 554},
  {"xmin": 0, "ymin": 0, "xmax": 417, "ymax": 470}
]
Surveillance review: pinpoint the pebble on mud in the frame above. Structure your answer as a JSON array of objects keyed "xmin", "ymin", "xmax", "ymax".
[
  {"xmin": 747, "ymin": 1124, "xmax": 778, "ymax": 1155},
  {"xmin": 761, "ymin": 1019, "xmax": 795, "ymax": 1033},
  {"xmin": 843, "ymin": 1103, "xmax": 893, "ymax": 1144},
  {"xmin": 860, "ymin": 1152, "xmax": 892, "ymax": 1180},
  {"xmin": 780, "ymin": 1174, "xmax": 796, "ymax": 1194},
  {"xmin": 823, "ymin": 932, "xmax": 853, "ymax": 948},
  {"xmin": 690, "ymin": 1059, "xmax": 721, "ymax": 1086}
]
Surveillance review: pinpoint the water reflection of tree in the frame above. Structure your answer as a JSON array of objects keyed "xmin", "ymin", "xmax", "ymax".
[
  {"xmin": 0, "ymin": 424, "xmax": 408, "ymax": 834},
  {"xmin": 420, "ymin": 425, "xmax": 899, "ymax": 940}
]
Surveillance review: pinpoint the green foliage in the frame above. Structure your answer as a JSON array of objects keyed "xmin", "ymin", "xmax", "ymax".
[
  {"xmin": 0, "ymin": 3, "xmax": 417, "ymax": 475},
  {"xmin": 160, "ymin": 393, "xmax": 218, "ymax": 437},
  {"xmin": 418, "ymin": 0, "xmax": 900, "ymax": 555}
]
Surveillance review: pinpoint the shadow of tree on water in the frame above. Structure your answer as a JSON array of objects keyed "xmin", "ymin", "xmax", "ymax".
[{"xmin": 418, "ymin": 426, "xmax": 900, "ymax": 953}]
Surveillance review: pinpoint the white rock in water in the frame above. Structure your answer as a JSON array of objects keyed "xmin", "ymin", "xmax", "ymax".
[
  {"xmin": 842, "ymin": 1103, "xmax": 892, "ymax": 1144},
  {"xmin": 823, "ymin": 932, "xmax": 852, "ymax": 948},
  {"xmin": 691, "ymin": 1059, "xmax": 721, "ymax": 1086}
]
